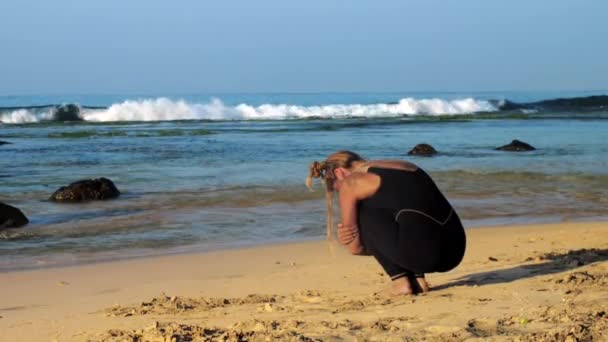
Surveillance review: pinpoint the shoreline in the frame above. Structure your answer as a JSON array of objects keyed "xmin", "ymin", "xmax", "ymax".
[
  {"xmin": 1, "ymin": 221, "xmax": 607, "ymax": 341},
  {"xmin": 4, "ymin": 215, "xmax": 608, "ymax": 273}
]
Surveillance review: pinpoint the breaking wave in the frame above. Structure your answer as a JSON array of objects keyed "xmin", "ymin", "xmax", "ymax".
[
  {"xmin": 2, "ymin": 94, "xmax": 607, "ymax": 124},
  {"xmin": 0, "ymin": 97, "xmax": 497, "ymax": 123}
]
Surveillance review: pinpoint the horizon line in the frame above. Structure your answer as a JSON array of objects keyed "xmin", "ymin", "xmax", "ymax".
[{"xmin": 1, "ymin": 88, "xmax": 608, "ymax": 98}]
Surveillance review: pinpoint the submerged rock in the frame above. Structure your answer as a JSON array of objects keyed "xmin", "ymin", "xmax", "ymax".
[
  {"xmin": 407, "ymin": 143, "xmax": 438, "ymax": 156},
  {"xmin": 0, "ymin": 202, "xmax": 29, "ymax": 230},
  {"xmin": 54, "ymin": 104, "xmax": 83, "ymax": 121},
  {"xmin": 496, "ymin": 139, "xmax": 536, "ymax": 152},
  {"xmin": 0, "ymin": 141, "xmax": 12, "ymax": 145},
  {"xmin": 50, "ymin": 177, "xmax": 121, "ymax": 202}
]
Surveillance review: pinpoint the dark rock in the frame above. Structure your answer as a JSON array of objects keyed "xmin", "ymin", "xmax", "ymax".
[
  {"xmin": 54, "ymin": 104, "xmax": 83, "ymax": 122},
  {"xmin": 407, "ymin": 143, "xmax": 438, "ymax": 156},
  {"xmin": 0, "ymin": 202, "xmax": 29, "ymax": 230},
  {"xmin": 50, "ymin": 177, "xmax": 120, "ymax": 202},
  {"xmin": 494, "ymin": 99, "xmax": 529, "ymax": 111},
  {"xmin": 0, "ymin": 141, "xmax": 12, "ymax": 145},
  {"xmin": 496, "ymin": 139, "xmax": 536, "ymax": 152},
  {"xmin": 532, "ymin": 95, "xmax": 608, "ymax": 111}
]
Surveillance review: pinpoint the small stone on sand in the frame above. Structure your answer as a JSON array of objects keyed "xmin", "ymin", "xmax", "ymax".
[{"xmin": 253, "ymin": 321, "xmax": 266, "ymax": 332}]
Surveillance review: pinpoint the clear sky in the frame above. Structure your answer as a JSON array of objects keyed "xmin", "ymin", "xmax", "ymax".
[{"xmin": 0, "ymin": 0, "xmax": 606, "ymax": 94}]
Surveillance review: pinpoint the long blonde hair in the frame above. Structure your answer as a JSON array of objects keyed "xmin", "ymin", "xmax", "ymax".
[{"xmin": 306, "ymin": 151, "xmax": 364, "ymax": 240}]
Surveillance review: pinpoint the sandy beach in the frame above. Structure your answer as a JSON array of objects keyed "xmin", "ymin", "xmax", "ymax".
[{"xmin": 0, "ymin": 221, "xmax": 607, "ymax": 341}]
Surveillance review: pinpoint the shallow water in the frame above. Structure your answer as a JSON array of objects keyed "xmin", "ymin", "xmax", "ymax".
[{"xmin": 1, "ymin": 92, "xmax": 607, "ymax": 270}]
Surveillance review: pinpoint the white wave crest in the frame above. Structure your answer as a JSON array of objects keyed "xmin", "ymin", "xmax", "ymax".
[
  {"xmin": 82, "ymin": 97, "xmax": 497, "ymax": 122},
  {"xmin": 1, "ymin": 97, "xmax": 498, "ymax": 123},
  {"xmin": 0, "ymin": 109, "xmax": 55, "ymax": 124}
]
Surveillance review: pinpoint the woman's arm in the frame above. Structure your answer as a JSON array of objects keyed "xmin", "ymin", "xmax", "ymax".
[
  {"xmin": 338, "ymin": 186, "xmax": 365, "ymax": 255},
  {"xmin": 338, "ymin": 224, "xmax": 368, "ymax": 255},
  {"xmin": 337, "ymin": 174, "xmax": 376, "ymax": 255}
]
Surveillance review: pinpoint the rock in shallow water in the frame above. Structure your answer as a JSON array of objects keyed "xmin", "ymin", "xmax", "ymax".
[
  {"xmin": 496, "ymin": 139, "xmax": 536, "ymax": 152},
  {"xmin": 0, "ymin": 202, "xmax": 29, "ymax": 230},
  {"xmin": 50, "ymin": 177, "xmax": 121, "ymax": 202},
  {"xmin": 407, "ymin": 143, "xmax": 438, "ymax": 156}
]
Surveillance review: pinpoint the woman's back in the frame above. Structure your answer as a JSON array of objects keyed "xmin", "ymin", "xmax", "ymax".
[{"xmin": 360, "ymin": 166, "xmax": 453, "ymax": 225}]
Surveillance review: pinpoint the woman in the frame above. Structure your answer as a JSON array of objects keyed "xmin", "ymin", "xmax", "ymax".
[{"xmin": 306, "ymin": 151, "xmax": 466, "ymax": 295}]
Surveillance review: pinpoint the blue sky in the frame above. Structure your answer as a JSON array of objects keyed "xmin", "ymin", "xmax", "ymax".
[{"xmin": 0, "ymin": 0, "xmax": 606, "ymax": 94}]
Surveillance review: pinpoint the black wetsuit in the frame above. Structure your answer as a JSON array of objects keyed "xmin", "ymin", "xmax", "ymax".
[{"xmin": 357, "ymin": 167, "xmax": 466, "ymax": 280}]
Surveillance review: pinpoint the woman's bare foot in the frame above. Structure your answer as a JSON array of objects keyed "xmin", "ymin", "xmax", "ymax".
[{"xmin": 388, "ymin": 277, "xmax": 414, "ymax": 296}]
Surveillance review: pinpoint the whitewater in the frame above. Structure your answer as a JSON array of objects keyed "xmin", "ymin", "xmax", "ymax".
[{"xmin": 0, "ymin": 97, "xmax": 497, "ymax": 124}]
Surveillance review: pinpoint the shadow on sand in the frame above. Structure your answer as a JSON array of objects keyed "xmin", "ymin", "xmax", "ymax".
[{"xmin": 436, "ymin": 248, "xmax": 608, "ymax": 290}]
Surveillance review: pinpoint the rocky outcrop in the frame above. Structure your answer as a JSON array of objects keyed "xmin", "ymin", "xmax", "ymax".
[
  {"xmin": 50, "ymin": 178, "xmax": 121, "ymax": 202},
  {"xmin": 407, "ymin": 143, "xmax": 438, "ymax": 156},
  {"xmin": 54, "ymin": 104, "xmax": 83, "ymax": 121},
  {"xmin": 0, "ymin": 202, "xmax": 29, "ymax": 230},
  {"xmin": 496, "ymin": 139, "xmax": 536, "ymax": 152}
]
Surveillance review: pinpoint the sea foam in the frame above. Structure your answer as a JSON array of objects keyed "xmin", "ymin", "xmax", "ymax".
[
  {"xmin": 0, "ymin": 109, "xmax": 55, "ymax": 124},
  {"xmin": 1, "ymin": 97, "xmax": 498, "ymax": 123}
]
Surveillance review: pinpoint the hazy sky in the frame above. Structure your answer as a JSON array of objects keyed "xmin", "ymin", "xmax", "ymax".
[{"xmin": 0, "ymin": 0, "xmax": 606, "ymax": 94}]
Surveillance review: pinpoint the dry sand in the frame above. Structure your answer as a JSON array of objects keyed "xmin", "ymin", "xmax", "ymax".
[{"xmin": 0, "ymin": 221, "xmax": 607, "ymax": 341}]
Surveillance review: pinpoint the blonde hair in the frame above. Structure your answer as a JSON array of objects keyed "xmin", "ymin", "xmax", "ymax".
[{"xmin": 306, "ymin": 151, "xmax": 364, "ymax": 240}]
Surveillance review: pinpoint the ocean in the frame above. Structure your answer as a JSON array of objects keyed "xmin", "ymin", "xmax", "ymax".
[{"xmin": 1, "ymin": 91, "xmax": 607, "ymax": 270}]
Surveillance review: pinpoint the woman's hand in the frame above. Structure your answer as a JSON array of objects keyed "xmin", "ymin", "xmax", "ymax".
[{"xmin": 337, "ymin": 223, "xmax": 359, "ymax": 245}]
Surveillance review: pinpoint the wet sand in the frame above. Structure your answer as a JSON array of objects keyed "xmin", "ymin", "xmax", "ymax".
[{"xmin": 0, "ymin": 221, "xmax": 607, "ymax": 341}]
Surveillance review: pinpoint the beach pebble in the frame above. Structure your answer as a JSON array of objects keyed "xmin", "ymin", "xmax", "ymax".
[
  {"xmin": 488, "ymin": 256, "xmax": 498, "ymax": 262},
  {"xmin": 264, "ymin": 303, "xmax": 273, "ymax": 312}
]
